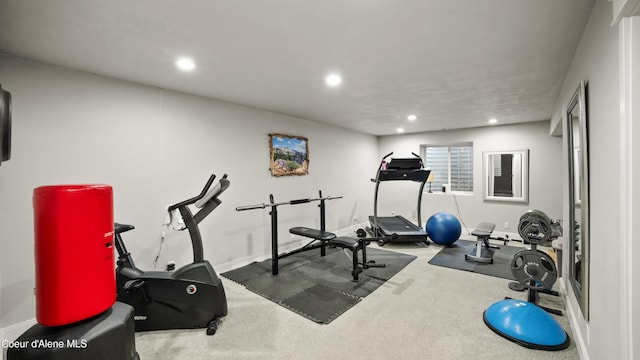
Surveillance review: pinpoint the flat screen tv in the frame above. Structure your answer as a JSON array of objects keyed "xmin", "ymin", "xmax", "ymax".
[{"xmin": 0, "ymin": 83, "xmax": 11, "ymax": 166}]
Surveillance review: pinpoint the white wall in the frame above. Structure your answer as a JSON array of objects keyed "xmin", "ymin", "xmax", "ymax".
[
  {"xmin": 550, "ymin": 1, "xmax": 626, "ymax": 359},
  {"xmin": 0, "ymin": 55, "xmax": 378, "ymax": 331},
  {"xmin": 376, "ymin": 121, "xmax": 563, "ymax": 238}
]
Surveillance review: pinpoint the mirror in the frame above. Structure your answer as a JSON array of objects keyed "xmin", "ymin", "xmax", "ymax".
[
  {"xmin": 483, "ymin": 150, "xmax": 529, "ymax": 203},
  {"xmin": 566, "ymin": 81, "xmax": 589, "ymax": 320}
]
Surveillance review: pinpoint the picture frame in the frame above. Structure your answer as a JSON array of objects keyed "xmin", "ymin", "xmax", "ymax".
[
  {"xmin": 482, "ymin": 149, "xmax": 529, "ymax": 203},
  {"xmin": 269, "ymin": 133, "xmax": 309, "ymax": 176}
]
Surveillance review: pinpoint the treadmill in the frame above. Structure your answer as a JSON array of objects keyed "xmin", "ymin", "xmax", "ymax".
[{"xmin": 369, "ymin": 152, "xmax": 431, "ymax": 245}]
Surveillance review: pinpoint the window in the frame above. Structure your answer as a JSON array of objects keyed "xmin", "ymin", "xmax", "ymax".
[{"xmin": 422, "ymin": 143, "xmax": 473, "ymax": 193}]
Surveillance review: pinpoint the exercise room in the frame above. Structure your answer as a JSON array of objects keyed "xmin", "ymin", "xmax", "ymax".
[{"xmin": 1, "ymin": 1, "xmax": 639, "ymax": 359}]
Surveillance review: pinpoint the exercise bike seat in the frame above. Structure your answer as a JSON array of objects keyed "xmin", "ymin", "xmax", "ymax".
[
  {"xmin": 115, "ymin": 223, "xmax": 135, "ymax": 234},
  {"xmin": 289, "ymin": 226, "xmax": 337, "ymax": 241}
]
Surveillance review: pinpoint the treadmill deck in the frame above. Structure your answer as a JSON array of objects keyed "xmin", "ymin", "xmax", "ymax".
[{"xmin": 369, "ymin": 215, "xmax": 429, "ymax": 243}]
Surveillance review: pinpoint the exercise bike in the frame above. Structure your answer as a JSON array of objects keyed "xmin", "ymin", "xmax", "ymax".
[{"xmin": 114, "ymin": 174, "xmax": 229, "ymax": 335}]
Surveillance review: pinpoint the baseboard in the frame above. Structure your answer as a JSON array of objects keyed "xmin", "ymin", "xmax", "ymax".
[{"xmin": 564, "ymin": 292, "xmax": 590, "ymax": 360}]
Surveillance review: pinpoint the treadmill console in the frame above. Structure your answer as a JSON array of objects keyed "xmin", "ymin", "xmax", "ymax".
[
  {"xmin": 379, "ymin": 157, "xmax": 430, "ymax": 182},
  {"xmin": 387, "ymin": 157, "xmax": 423, "ymax": 170}
]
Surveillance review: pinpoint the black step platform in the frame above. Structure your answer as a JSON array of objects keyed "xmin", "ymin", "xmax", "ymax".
[{"xmin": 7, "ymin": 302, "xmax": 139, "ymax": 360}]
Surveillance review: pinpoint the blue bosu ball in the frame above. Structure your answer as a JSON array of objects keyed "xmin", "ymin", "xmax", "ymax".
[
  {"xmin": 483, "ymin": 299, "xmax": 570, "ymax": 350},
  {"xmin": 425, "ymin": 212, "xmax": 461, "ymax": 245}
]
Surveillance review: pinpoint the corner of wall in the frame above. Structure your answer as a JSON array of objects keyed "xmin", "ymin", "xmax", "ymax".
[{"xmin": 550, "ymin": 115, "xmax": 563, "ymax": 137}]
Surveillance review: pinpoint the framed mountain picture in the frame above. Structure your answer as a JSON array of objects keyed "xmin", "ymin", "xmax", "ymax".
[{"xmin": 269, "ymin": 133, "xmax": 309, "ymax": 176}]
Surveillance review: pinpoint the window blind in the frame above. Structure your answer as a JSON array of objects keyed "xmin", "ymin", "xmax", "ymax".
[{"xmin": 424, "ymin": 143, "xmax": 473, "ymax": 192}]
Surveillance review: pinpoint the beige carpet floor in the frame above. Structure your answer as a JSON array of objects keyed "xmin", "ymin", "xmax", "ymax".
[{"xmin": 135, "ymin": 238, "xmax": 579, "ymax": 360}]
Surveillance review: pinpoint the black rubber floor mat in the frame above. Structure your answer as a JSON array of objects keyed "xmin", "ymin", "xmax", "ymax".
[
  {"xmin": 428, "ymin": 239, "xmax": 522, "ymax": 280},
  {"xmin": 245, "ymin": 271, "xmax": 317, "ymax": 303},
  {"xmin": 281, "ymin": 283, "xmax": 360, "ymax": 323},
  {"xmin": 222, "ymin": 246, "xmax": 416, "ymax": 324},
  {"xmin": 222, "ymin": 256, "xmax": 310, "ymax": 284}
]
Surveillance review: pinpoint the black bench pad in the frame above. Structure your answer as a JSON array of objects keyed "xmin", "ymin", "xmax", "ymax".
[
  {"xmin": 290, "ymin": 227, "xmax": 337, "ymax": 241},
  {"xmin": 329, "ymin": 237, "xmax": 360, "ymax": 251},
  {"xmin": 471, "ymin": 222, "xmax": 495, "ymax": 237}
]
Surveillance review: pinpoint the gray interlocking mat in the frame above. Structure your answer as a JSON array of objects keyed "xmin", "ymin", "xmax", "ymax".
[
  {"xmin": 428, "ymin": 239, "xmax": 521, "ymax": 280},
  {"xmin": 222, "ymin": 247, "xmax": 416, "ymax": 323}
]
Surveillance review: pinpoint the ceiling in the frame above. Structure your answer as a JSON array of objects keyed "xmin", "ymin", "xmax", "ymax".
[{"xmin": 0, "ymin": 0, "xmax": 595, "ymax": 136}]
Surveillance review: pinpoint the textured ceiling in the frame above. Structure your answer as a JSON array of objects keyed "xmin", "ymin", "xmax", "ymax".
[{"xmin": 0, "ymin": 0, "xmax": 595, "ymax": 135}]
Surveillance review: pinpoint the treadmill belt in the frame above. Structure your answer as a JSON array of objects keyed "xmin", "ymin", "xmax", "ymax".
[{"xmin": 377, "ymin": 216, "xmax": 420, "ymax": 231}]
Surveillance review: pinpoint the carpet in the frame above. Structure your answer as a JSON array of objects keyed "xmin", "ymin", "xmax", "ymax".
[
  {"xmin": 222, "ymin": 246, "xmax": 416, "ymax": 324},
  {"xmin": 428, "ymin": 239, "xmax": 522, "ymax": 280}
]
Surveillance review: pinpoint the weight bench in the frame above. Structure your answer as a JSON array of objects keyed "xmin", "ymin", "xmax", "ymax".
[
  {"xmin": 289, "ymin": 226, "xmax": 382, "ymax": 281},
  {"xmin": 465, "ymin": 222, "xmax": 498, "ymax": 264}
]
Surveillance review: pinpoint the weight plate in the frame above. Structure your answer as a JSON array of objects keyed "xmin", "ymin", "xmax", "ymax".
[
  {"xmin": 518, "ymin": 210, "xmax": 553, "ymax": 244},
  {"xmin": 510, "ymin": 249, "xmax": 557, "ymax": 290},
  {"xmin": 519, "ymin": 209, "xmax": 551, "ymax": 225}
]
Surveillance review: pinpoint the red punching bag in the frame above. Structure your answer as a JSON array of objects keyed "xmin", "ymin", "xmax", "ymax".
[{"xmin": 33, "ymin": 184, "xmax": 116, "ymax": 326}]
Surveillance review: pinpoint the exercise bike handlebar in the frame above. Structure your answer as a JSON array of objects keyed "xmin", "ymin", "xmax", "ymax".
[
  {"xmin": 168, "ymin": 174, "xmax": 227, "ymax": 211},
  {"xmin": 235, "ymin": 195, "xmax": 343, "ymax": 212}
]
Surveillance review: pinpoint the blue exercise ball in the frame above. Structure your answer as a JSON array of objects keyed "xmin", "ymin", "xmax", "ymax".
[{"xmin": 426, "ymin": 212, "xmax": 461, "ymax": 245}]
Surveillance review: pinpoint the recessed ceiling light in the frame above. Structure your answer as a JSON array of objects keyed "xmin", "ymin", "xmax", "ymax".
[
  {"xmin": 397, "ymin": 128, "xmax": 405, "ymax": 133},
  {"xmin": 407, "ymin": 114, "xmax": 417, "ymax": 121},
  {"xmin": 325, "ymin": 73, "xmax": 342, "ymax": 87},
  {"xmin": 488, "ymin": 118, "xmax": 498, "ymax": 124},
  {"xmin": 175, "ymin": 57, "xmax": 196, "ymax": 72}
]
